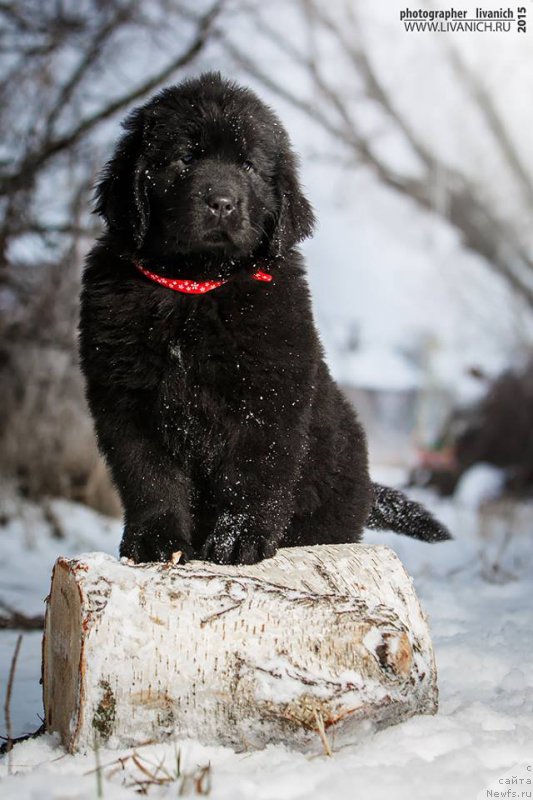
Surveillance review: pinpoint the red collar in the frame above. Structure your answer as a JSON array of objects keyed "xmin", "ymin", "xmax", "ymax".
[{"xmin": 134, "ymin": 262, "xmax": 272, "ymax": 294}]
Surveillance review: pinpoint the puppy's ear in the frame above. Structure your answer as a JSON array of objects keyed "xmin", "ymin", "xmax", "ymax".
[
  {"xmin": 270, "ymin": 146, "xmax": 315, "ymax": 255},
  {"xmin": 94, "ymin": 109, "xmax": 150, "ymax": 249}
]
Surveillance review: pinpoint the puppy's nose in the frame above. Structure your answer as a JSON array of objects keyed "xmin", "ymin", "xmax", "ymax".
[{"xmin": 206, "ymin": 193, "xmax": 235, "ymax": 218}]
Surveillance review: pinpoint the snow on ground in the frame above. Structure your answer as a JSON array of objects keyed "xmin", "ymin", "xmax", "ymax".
[{"xmin": 1, "ymin": 474, "xmax": 532, "ymax": 799}]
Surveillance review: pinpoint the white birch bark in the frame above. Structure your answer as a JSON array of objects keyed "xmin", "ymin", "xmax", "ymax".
[{"xmin": 42, "ymin": 544, "xmax": 438, "ymax": 753}]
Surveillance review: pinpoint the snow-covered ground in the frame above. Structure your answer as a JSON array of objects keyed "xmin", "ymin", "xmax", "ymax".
[{"xmin": 1, "ymin": 474, "xmax": 532, "ymax": 799}]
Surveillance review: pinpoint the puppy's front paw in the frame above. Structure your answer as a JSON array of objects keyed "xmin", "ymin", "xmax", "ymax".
[
  {"xmin": 120, "ymin": 522, "xmax": 194, "ymax": 564},
  {"xmin": 201, "ymin": 529, "xmax": 277, "ymax": 565}
]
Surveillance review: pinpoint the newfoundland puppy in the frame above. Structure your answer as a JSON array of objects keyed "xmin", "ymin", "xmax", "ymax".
[{"xmin": 79, "ymin": 72, "xmax": 450, "ymax": 564}]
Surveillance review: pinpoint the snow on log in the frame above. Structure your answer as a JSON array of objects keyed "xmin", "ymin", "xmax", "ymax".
[{"xmin": 42, "ymin": 544, "xmax": 438, "ymax": 753}]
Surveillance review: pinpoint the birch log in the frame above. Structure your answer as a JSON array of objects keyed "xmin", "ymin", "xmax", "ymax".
[{"xmin": 42, "ymin": 544, "xmax": 438, "ymax": 753}]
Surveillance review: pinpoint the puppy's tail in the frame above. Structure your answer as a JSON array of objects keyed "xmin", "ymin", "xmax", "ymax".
[{"xmin": 366, "ymin": 483, "xmax": 452, "ymax": 543}]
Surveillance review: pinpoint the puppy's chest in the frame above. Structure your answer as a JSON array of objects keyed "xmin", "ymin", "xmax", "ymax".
[{"xmin": 154, "ymin": 301, "xmax": 278, "ymax": 432}]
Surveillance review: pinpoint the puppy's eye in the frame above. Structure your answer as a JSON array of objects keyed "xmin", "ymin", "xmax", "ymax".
[
  {"xmin": 179, "ymin": 153, "xmax": 195, "ymax": 166},
  {"xmin": 242, "ymin": 160, "xmax": 255, "ymax": 172}
]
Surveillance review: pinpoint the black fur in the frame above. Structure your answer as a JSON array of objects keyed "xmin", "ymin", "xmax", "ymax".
[
  {"xmin": 366, "ymin": 484, "xmax": 451, "ymax": 542},
  {"xmin": 79, "ymin": 72, "xmax": 450, "ymax": 565}
]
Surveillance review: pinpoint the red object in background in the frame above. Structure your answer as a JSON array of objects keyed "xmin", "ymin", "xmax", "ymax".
[{"xmin": 416, "ymin": 446, "xmax": 457, "ymax": 471}]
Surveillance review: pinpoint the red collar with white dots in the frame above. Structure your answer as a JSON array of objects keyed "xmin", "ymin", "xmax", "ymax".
[{"xmin": 134, "ymin": 262, "xmax": 272, "ymax": 294}]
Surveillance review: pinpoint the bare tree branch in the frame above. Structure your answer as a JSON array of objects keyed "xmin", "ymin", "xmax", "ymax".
[
  {"xmin": 221, "ymin": 3, "xmax": 533, "ymax": 309},
  {"xmin": 42, "ymin": 3, "xmax": 141, "ymax": 137},
  {"xmin": 445, "ymin": 43, "xmax": 533, "ymax": 211},
  {"xmin": 0, "ymin": 0, "xmax": 225, "ymax": 197},
  {"xmin": 0, "ymin": 599, "xmax": 43, "ymax": 630}
]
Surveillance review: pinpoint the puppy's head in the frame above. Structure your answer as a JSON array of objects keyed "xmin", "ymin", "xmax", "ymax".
[{"xmin": 95, "ymin": 72, "xmax": 314, "ymax": 266}]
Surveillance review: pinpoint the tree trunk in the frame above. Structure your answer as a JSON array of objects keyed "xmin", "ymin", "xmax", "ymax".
[{"xmin": 42, "ymin": 544, "xmax": 438, "ymax": 754}]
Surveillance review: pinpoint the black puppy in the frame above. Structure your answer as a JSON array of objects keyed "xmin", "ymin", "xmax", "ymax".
[{"xmin": 79, "ymin": 72, "xmax": 450, "ymax": 564}]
